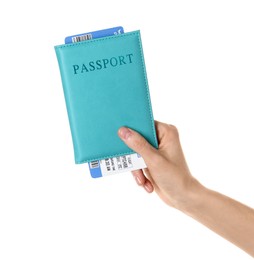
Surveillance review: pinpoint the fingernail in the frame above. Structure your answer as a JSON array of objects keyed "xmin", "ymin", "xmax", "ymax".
[
  {"xmin": 118, "ymin": 127, "xmax": 132, "ymax": 140},
  {"xmin": 135, "ymin": 176, "xmax": 142, "ymax": 185},
  {"xmin": 144, "ymin": 182, "xmax": 153, "ymax": 193}
]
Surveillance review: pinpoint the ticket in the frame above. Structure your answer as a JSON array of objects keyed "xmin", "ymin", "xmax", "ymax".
[{"xmin": 89, "ymin": 153, "xmax": 147, "ymax": 178}]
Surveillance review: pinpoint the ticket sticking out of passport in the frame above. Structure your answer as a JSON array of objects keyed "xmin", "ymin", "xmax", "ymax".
[
  {"xmin": 89, "ymin": 153, "xmax": 147, "ymax": 178},
  {"xmin": 65, "ymin": 26, "xmax": 124, "ymax": 44},
  {"xmin": 64, "ymin": 26, "xmax": 148, "ymax": 178}
]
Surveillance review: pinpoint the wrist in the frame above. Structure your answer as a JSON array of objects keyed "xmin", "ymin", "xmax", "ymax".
[{"xmin": 173, "ymin": 178, "xmax": 208, "ymax": 215}]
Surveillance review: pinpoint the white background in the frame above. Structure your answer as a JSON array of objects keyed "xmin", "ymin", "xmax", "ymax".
[{"xmin": 0, "ymin": 0, "xmax": 253, "ymax": 259}]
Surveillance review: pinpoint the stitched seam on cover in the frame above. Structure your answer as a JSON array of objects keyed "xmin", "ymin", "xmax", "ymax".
[
  {"xmin": 136, "ymin": 33, "xmax": 158, "ymax": 148},
  {"xmin": 55, "ymin": 31, "xmax": 139, "ymax": 49},
  {"xmin": 77, "ymin": 150, "xmax": 134, "ymax": 164}
]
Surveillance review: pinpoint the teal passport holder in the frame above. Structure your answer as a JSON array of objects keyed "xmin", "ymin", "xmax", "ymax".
[{"xmin": 54, "ymin": 30, "xmax": 158, "ymax": 164}]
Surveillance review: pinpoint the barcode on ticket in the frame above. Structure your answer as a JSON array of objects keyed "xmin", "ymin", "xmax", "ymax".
[
  {"xmin": 90, "ymin": 160, "xmax": 99, "ymax": 169},
  {"xmin": 72, "ymin": 33, "xmax": 92, "ymax": 43}
]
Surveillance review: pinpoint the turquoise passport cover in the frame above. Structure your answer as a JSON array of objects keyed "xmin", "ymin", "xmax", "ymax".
[{"xmin": 54, "ymin": 30, "xmax": 158, "ymax": 164}]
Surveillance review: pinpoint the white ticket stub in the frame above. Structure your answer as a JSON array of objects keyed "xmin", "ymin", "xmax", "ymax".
[{"xmin": 88, "ymin": 153, "xmax": 146, "ymax": 178}]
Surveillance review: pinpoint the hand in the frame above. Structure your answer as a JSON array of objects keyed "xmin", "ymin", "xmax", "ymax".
[
  {"xmin": 118, "ymin": 121, "xmax": 254, "ymax": 257},
  {"xmin": 118, "ymin": 120, "xmax": 199, "ymax": 208}
]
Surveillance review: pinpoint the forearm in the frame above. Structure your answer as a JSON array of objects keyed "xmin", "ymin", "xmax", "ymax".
[{"xmin": 178, "ymin": 181, "xmax": 254, "ymax": 257}]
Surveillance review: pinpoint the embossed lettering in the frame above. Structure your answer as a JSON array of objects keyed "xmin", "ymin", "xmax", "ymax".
[{"xmin": 72, "ymin": 53, "xmax": 134, "ymax": 74}]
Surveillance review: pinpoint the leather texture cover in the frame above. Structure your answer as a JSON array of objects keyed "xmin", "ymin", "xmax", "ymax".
[{"xmin": 55, "ymin": 30, "xmax": 158, "ymax": 164}]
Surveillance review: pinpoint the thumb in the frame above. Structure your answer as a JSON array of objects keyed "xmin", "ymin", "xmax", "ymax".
[{"xmin": 118, "ymin": 127, "xmax": 158, "ymax": 162}]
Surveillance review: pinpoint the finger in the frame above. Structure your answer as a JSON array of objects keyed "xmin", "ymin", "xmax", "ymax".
[
  {"xmin": 143, "ymin": 179, "xmax": 154, "ymax": 193},
  {"xmin": 118, "ymin": 127, "xmax": 158, "ymax": 163},
  {"xmin": 132, "ymin": 169, "xmax": 154, "ymax": 193},
  {"xmin": 131, "ymin": 169, "xmax": 146, "ymax": 186}
]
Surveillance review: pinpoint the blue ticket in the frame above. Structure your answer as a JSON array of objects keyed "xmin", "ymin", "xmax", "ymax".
[{"xmin": 65, "ymin": 26, "xmax": 124, "ymax": 44}]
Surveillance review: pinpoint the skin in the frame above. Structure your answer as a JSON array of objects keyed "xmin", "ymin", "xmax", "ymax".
[{"xmin": 118, "ymin": 120, "xmax": 254, "ymax": 257}]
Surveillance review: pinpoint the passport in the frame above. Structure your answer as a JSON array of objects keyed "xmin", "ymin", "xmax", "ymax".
[{"xmin": 54, "ymin": 30, "xmax": 158, "ymax": 164}]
